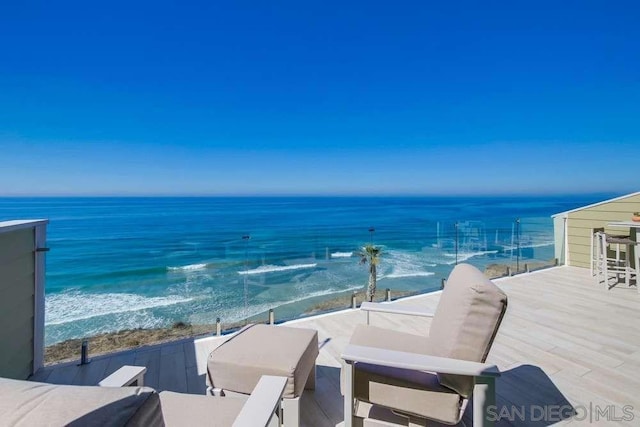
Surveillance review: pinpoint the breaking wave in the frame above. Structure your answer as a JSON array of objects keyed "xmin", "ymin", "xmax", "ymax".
[
  {"xmin": 500, "ymin": 241, "xmax": 554, "ymax": 251},
  {"xmin": 45, "ymin": 292, "xmax": 194, "ymax": 326},
  {"xmin": 381, "ymin": 250, "xmax": 435, "ymax": 280},
  {"xmin": 331, "ymin": 252, "xmax": 354, "ymax": 258},
  {"xmin": 443, "ymin": 250, "xmax": 499, "ymax": 264},
  {"xmin": 238, "ymin": 263, "xmax": 317, "ymax": 275},
  {"xmin": 167, "ymin": 263, "xmax": 208, "ymax": 271},
  {"xmin": 383, "ymin": 272, "xmax": 435, "ymax": 279}
]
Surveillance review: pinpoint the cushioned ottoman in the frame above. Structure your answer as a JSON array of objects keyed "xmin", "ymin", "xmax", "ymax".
[{"xmin": 207, "ymin": 324, "xmax": 318, "ymax": 427}]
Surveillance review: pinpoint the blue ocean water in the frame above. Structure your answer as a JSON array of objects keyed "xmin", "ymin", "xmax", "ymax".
[{"xmin": 0, "ymin": 196, "xmax": 604, "ymax": 345}]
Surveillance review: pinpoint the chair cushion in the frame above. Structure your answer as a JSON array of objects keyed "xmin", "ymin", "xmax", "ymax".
[
  {"xmin": 159, "ymin": 391, "xmax": 247, "ymax": 427},
  {"xmin": 0, "ymin": 377, "xmax": 163, "ymax": 426},
  {"xmin": 428, "ymin": 263, "xmax": 507, "ymax": 397},
  {"xmin": 342, "ymin": 324, "xmax": 430, "ymax": 395},
  {"xmin": 345, "ymin": 324, "xmax": 462, "ymax": 424},
  {"xmin": 349, "ymin": 324, "xmax": 431, "ymax": 355},
  {"xmin": 207, "ymin": 324, "xmax": 318, "ymax": 399},
  {"xmin": 354, "ymin": 363, "xmax": 462, "ymax": 424}
]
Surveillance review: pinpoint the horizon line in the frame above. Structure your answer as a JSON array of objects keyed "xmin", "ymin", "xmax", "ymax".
[{"xmin": 0, "ymin": 191, "xmax": 621, "ymax": 199}]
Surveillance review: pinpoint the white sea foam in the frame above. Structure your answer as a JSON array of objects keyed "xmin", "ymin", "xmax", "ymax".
[
  {"xmin": 45, "ymin": 292, "xmax": 194, "ymax": 326},
  {"xmin": 331, "ymin": 252, "xmax": 354, "ymax": 258},
  {"xmin": 500, "ymin": 241, "xmax": 554, "ymax": 251},
  {"xmin": 167, "ymin": 263, "xmax": 208, "ymax": 271},
  {"xmin": 238, "ymin": 263, "xmax": 317, "ymax": 275},
  {"xmin": 47, "ymin": 311, "xmax": 168, "ymax": 346},
  {"xmin": 443, "ymin": 250, "xmax": 498, "ymax": 264},
  {"xmin": 383, "ymin": 272, "xmax": 435, "ymax": 279},
  {"xmin": 190, "ymin": 284, "xmax": 363, "ymax": 325},
  {"xmin": 381, "ymin": 250, "xmax": 435, "ymax": 280}
]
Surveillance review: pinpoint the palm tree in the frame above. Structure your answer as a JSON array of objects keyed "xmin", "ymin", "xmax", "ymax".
[{"xmin": 359, "ymin": 244, "xmax": 381, "ymax": 302}]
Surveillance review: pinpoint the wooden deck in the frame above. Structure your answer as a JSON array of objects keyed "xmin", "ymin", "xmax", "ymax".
[{"xmin": 31, "ymin": 266, "xmax": 640, "ymax": 426}]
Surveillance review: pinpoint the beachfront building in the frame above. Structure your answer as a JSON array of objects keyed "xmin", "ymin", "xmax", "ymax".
[{"xmin": 552, "ymin": 192, "xmax": 640, "ymax": 268}]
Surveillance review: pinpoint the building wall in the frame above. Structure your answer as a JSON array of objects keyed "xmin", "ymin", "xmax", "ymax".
[
  {"xmin": 553, "ymin": 215, "xmax": 566, "ymax": 265},
  {"xmin": 566, "ymin": 193, "xmax": 640, "ymax": 268},
  {"xmin": 0, "ymin": 227, "xmax": 36, "ymax": 379}
]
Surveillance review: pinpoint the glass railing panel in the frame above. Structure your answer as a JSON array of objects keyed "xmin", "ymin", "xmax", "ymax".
[{"xmin": 43, "ymin": 215, "xmax": 559, "ymax": 364}]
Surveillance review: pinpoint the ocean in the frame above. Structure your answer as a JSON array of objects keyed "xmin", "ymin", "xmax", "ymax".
[{"xmin": 0, "ymin": 196, "xmax": 603, "ymax": 345}]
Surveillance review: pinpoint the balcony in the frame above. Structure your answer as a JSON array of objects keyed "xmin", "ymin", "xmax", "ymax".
[{"xmin": 29, "ymin": 266, "xmax": 640, "ymax": 425}]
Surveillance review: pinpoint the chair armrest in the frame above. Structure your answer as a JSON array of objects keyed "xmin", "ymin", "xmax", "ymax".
[
  {"xmin": 360, "ymin": 301, "xmax": 435, "ymax": 318},
  {"xmin": 341, "ymin": 344, "xmax": 500, "ymax": 378},
  {"xmin": 99, "ymin": 365, "xmax": 147, "ymax": 387},
  {"xmin": 232, "ymin": 375, "xmax": 287, "ymax": 427}
]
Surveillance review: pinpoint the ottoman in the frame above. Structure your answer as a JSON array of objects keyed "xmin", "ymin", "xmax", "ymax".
[{"xmin": 207, "ymin": 324, "xmax": 318, "ymax": 427}]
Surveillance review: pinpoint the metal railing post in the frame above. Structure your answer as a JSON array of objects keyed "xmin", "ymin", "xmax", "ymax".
[
  {"xmin": 455, "ymin": 222, "xmax": 459, "ymax": 265},
  {"xmin": 79, "ymin": 340, "xmax": 91, "ymax": 365},
  {"xmin": 516, "ymin": 218, "xmax": 521, "ymax": 273},
  {"xmin": 242, "ymin": 235, "xmax": 251, "ymax": 325}
]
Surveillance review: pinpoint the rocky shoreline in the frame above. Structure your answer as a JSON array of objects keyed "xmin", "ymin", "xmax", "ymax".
[
  {"xmin": 45, "ymin": 261, "xmax": 554, "ymax": 364},
  {"xmin": 44, "ymin": 288, "xmax": 417, "ymax": 364}
]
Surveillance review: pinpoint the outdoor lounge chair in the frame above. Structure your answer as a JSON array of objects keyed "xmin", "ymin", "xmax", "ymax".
[
  {"xmin": 341, "ymin": 263, "xmax": 508, "ymax": 427},
  {"xmin": 0, "ymin": 365, "xmax": 286, "ymax": 427}
]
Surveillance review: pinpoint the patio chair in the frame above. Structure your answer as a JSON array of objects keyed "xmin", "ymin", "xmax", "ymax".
[
  {"xmin": 0, "ymin": 365, "xmax": 286, "ymax": 427},
  {"xmin": 341, "ymin": 263, "xmax": 507, "ymax": 427}
]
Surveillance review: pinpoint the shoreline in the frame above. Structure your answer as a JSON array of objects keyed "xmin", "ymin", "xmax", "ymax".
[
  {"xmin": 44, "ymin": 261, "xmax": 554, "ymax": 364},
  {"xmin": 44, "ymin": 288, "xmax": 417, "ymax": 364}
]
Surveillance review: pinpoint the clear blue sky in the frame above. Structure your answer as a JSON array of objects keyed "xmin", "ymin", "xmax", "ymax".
[{"xmin": 1, "ymin": 1, "xmax": 638, "ymax": 196}]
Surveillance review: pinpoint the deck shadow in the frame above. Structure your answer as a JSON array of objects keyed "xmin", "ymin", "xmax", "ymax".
[{"xmin": 464, "ymin": 364, "xmax": 575, "ymax": 426}]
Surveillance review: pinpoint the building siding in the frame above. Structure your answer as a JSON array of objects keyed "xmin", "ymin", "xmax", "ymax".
[
  {"xmin": 0, "ymin": 228, "xmax": 35, "ymax": 379},
  {"xmin": 565, "ymin": 194, "xmax": 640, "ymax": 268}
]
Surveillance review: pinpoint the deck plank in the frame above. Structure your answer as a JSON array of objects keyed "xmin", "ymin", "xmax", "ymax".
[
  {"xmin": 45, "ymin": 363, "xmax": 81, "ymax": 385},
  {"xmin": 34, "ymin": 266, "xmax": 640, "ymax": 426},
  {"xmin": 158, "ymin": 344, "xmax": 187, "ymax": 393},
  {"xmin": 133, "ymin": 349, "xmax": 161, "ymax": 390},
  {"xmin": 103, "ymin": 351, "xmax": 136, "ymax": 378},
  {"xmin": 185, "ymin": 365, "xmax": 206, "ymax": 394},
  {"xmin": 71, "ymin": 357, "xmax": 110, "ymax": 385}
]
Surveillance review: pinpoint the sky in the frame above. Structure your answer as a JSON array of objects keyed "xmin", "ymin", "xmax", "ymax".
[{"xmin": 0, "ymin": 1, "xmax": 638, "ymax": 196}]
